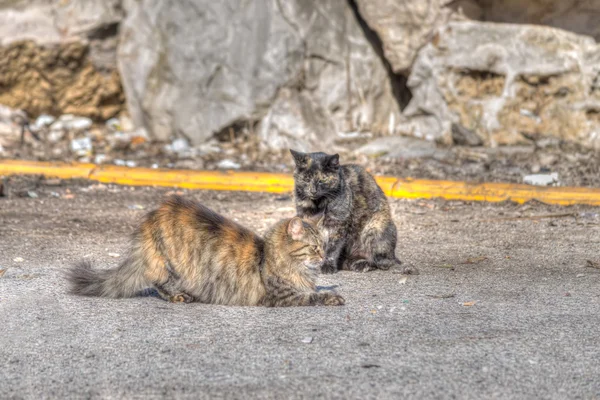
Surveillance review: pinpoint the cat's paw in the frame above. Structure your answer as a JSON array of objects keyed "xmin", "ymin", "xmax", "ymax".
[
  {"xmin": 321, "ymin": 292, "xmax": 345, "ymax": 306},
  {"xmin": 320, "ymin": 261, "xmax": 337, "ymax": 274},
  {"xmin": 169, "ymin": 293, "xmax": 194, "ymax": 303},
  {"xmin": 349, "ymin": 259, "xmax": 376, "ymax": 273}
]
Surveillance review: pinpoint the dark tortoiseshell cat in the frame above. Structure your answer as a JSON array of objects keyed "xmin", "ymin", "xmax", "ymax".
[
  {"xmin": 67, "ymin": 196, "xmax": 344, "ymax": 307},
  {"xmin": 290, "ymin": 150, "xmax": 417, "ymax": 275}
]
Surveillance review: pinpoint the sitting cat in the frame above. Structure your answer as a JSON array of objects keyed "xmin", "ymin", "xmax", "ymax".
[
  {"xmin": 290, "ymin": 149, "xmax": 417, "ymax": 275},
  {"xmin": 67, "ymin": 196, "xmax": 344, "ymax": 307}
]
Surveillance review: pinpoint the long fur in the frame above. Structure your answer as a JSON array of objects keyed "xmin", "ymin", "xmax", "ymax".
[
  {"xmin": 66, "ymin": 249, "xmax": 148, "ymax": 298},
  {"xmin": 67, "ymin": 196, "xmax": 344, "ymax": 307}
]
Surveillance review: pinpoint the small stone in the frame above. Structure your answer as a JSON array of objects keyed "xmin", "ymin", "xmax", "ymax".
[
  {"xmin": 47, "ymin": 130, "xmax": 65, "ymax": 143},
  {"xmin": 70, "ymin": 137, "xmax": 93, "ymax": 156},
  {"xmin": 108, "ymin": 253, "xmax": 120, "ymax": 258},
  {"xmin": 105, "ymin": 118, "xmax": 120, "ymax": 130},
  {"xmin": 398, "ymin": 276, "xmax": 408, "ymax": 285},
  {"xmin": 151, "ymin": 163, "xmax": 159, "ymax": 169},
  {"xmin": 217, "ymin": 159, "xmax": 241, "ymax": 170},
  {"xmin": 114, "ymin": 159, "xmax": 126, "ymax": 166},
  {"xmin": 523, "ymin": 173, "xmax": 559, "ymax": 186},
  {"xmin": 168, "ymin": 138, "xmax": 190, "ymax": 154},
  {"xmin": 52, "ymin": 115, "xmax": 93, "ymax": 132},
  {"xmin": 94, "ymin": 154, "xmax": 107, "ymax": 164},
  {"xmin": 22, "ymin": 191, "xmax": 38, "ymax": 198},
  {"xmin": 119, "ymin": 116, "xmax": 135, "ymax": 132},
  {"xmin": 13, "ymin": 257, "xmax": 24, "ymax": 262},
  {"xmin": 125, "ymin": 160, "xmax": 137, "ymax": 168},
  {"xmin": 30, "ymin": 114, "xmax": 55, "ymax": 132},
  {"xmin": 300, "ymin": 337, "xmax": 313, "ymax": 344},
  {"xmin": 128, "ymin": 204, "xmax": 145, "ymax": 210},
  {"xmin": 355, "ymin": 136, "xmax": 441, "ymax": 160},
  {"xmin": 451, "ymin": 123, "xmax": 483, "ymax": 146}
]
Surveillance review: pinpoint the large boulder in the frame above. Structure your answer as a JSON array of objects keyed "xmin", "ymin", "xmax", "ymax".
[
  {"xmin": 118, "ymin": 0, "xmax": 401, "ymax": 149},
  {"xmin": 353, "ymin": 0, "xmax": 460, "ymax": 74},
  {"xmin": 0, "ymin": 0, "xmax": 125, "ymax": 120},
  {"xmin": 400, "ymin": 21, "xmax": 600, "ymax": 148}
]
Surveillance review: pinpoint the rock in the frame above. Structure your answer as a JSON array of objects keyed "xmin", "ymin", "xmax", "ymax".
[
  {"xmin": 354, "ymin": 0, "xmax": 462, "ymax": 74},
  {"xmin": 70, "ymin": 137, "xmax": 93, "ymax": 156},
  {"xmin": 355, "ymin": 136, "xmax": 440, "ymax": 159},
  {"xmin": 0, "ymin": 2, "xmax": 125, "ymax": 120},
  {"xmin": 118, "ymin": 0, "xmax": 401, "ymax": 149},
  {"xmin": 401, "ymin": 20, "xmax": 600, "ymax": 148},
  {"xmin": 167, "ymin": 138, "xmax": 191, "ymax": 155},
  {"xmin": 51, "ymin": 115, "xmax": 93, "ymax": 132},
  {"xmin": 94, "ymin": 154, "xmax": 107, "ymax": 164},
  {"xmin": 30, "ymin": 115, "xmax": 55, "ymax": 132},
  {"xmin": 451, "ymin": 123, "xmax": 483, "ymax": 146},
  {"xmin": 523, "ymin": 173, "xmax": 560, "ymax": 186},
  {"xmin": 0, "ymin": 105, "xmax": 24, "ymax": 146},
  {"xmin": 217, "ymin": 159, "xmax": 241, "ymax": 170}
]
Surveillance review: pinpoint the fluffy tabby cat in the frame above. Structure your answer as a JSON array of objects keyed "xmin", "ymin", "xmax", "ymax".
[
  {"xmin": 290, "ymin": 149, "xmax": 417, "ymax": 275},
  {"xmin": 67, "ymin": 196, "xmax": 344, "ymax": 307}
]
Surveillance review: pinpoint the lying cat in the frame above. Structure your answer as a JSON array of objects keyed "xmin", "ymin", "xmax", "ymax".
[
  {"xmin": 67, "ymin": 196, "xmax": 344, "ymax": 307},
  {"xmin": 290, "ymin": 149, "xmax": 417, "ymax": 275}
]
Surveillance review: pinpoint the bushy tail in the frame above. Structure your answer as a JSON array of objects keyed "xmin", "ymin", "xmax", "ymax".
[{"xmin": 66, "ymin": 256, "xmax": 149, "ymax": 298}]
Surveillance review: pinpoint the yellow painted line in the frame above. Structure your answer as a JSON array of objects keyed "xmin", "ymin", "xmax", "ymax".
[{"xmin": 1, "ymin": 159, "xmax": 600, "ymax": 206}]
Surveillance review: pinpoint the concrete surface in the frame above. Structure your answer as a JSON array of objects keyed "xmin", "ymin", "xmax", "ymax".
[{"xmin": 1, "ymin": 178, "xmax": 599, "ymax": 399}]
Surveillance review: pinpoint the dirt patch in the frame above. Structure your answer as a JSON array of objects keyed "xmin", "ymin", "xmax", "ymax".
[
  {"xmin": 0, "ymin": 41, "xmax": 124, "ymax": 120},
  {"xmin": 453, "ymin": 69, "xmax": 505, "ymax": 99}
]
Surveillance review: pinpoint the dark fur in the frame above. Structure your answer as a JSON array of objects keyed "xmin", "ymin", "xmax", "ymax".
[
  {"xmin": 67, "ymin": 196, "xmax": 344, "ymax": 307},
  {"xmin": 290, "ymin": 149, "xmax": 417, "ymax": 275}
]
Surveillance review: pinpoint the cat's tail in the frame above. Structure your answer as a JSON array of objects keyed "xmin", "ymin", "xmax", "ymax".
[{"xmin": 66, "ymin": 253, "xmax": 149, "ymax": 298}]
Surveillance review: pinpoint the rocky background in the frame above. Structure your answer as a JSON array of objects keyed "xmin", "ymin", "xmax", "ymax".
[{"xmin": 1, "ymin": 0, "xmax": 600, "ymax": 186}]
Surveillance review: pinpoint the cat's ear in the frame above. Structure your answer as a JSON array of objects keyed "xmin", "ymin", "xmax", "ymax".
[
  {"xmin": 303, "ymin": 214, "xmax": 324, "ymax": 229},
  {"xmin": 327, "ymin": 154, "xmax": 340, "ymax": 169},
  {"xmin": 287, "ymin": 217, "xmax": 305, "ymax": 240},
  {"xmin": 290, "ymin": 149, "xmax": 308, "ymax": 168}
]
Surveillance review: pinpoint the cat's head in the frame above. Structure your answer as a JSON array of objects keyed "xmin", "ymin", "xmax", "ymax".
[
  {"xmin": 283, "ymin": 217, "xmax": 324, "ymax": 271},
  {"xmin": 290, "ymin": 149, "xmax": 341, "ymax": 200}
]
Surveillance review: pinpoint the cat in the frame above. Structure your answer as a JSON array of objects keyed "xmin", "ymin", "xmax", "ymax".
[
  {"xmin": 290, "ymin": 149, "xmax": 417, "ymax": 275},
  {"xmin": 67, "ymin": 196, "xmax": 344, "ymax": 307}
]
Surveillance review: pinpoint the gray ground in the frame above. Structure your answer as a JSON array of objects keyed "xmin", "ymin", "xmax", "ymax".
[{"xmin": 1, "ymin": 177, "xmax": 599, "ymax": 399}]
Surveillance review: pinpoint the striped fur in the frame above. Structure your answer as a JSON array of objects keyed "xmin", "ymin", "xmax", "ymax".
[{"xmin": 67, "ymin": 196, "xmax": 344, "ymax": 307}]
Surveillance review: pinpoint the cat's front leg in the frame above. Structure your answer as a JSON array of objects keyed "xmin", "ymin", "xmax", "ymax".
[{"xmin": 320, "ymin": 236, "xmax": 346, "ymax": 274}]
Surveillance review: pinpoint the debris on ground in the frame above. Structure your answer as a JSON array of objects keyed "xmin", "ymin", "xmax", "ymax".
[
  {"xmin": 1, "ymin": 104, "xmax": 600, "ymax": 188},
  {"xmin": 523, "ymin": 173, "xmax": 560, "ymax": 186},
  {"xmin": 13, "ymin": 257, "xmax": 24, "ymax": 262},
  {"xmin": 217, "ymin": 159, "xmax": 241, "ymax": 170},
  {"xmin": 300, "ymin": 337, "xmax": 313, "ymax": 344},
  {"xmin": 398, "ymin": 276, "xmax": 408, "ymax": 284},
  {"xmin": 585, "ymin": 260, "xmax": 600, "ymax": 270},
  {"xmin": 462, "ymin": 257, "xmax": 488, "ymax": 265},
  {"xmin": 18, "ymin": 190, "xmax": 38, "ymax": 198},
  {"xmin": 427, "ymin": 293, "xmax": 456, "ymax": 299},
  {"xmin": 0, "ymin": 269, "xmax": 6, "ymax": 278},
  {"xmin": 70, "ymin": 137, "xmax": 93, "ymax": 157},
  {"xmin": 108, "ymin": 253, "xmax": 120, "ymax": 258},
  {"xmin": 462, "ymin": 301, "xmax": 476, "ymax": 307}
]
